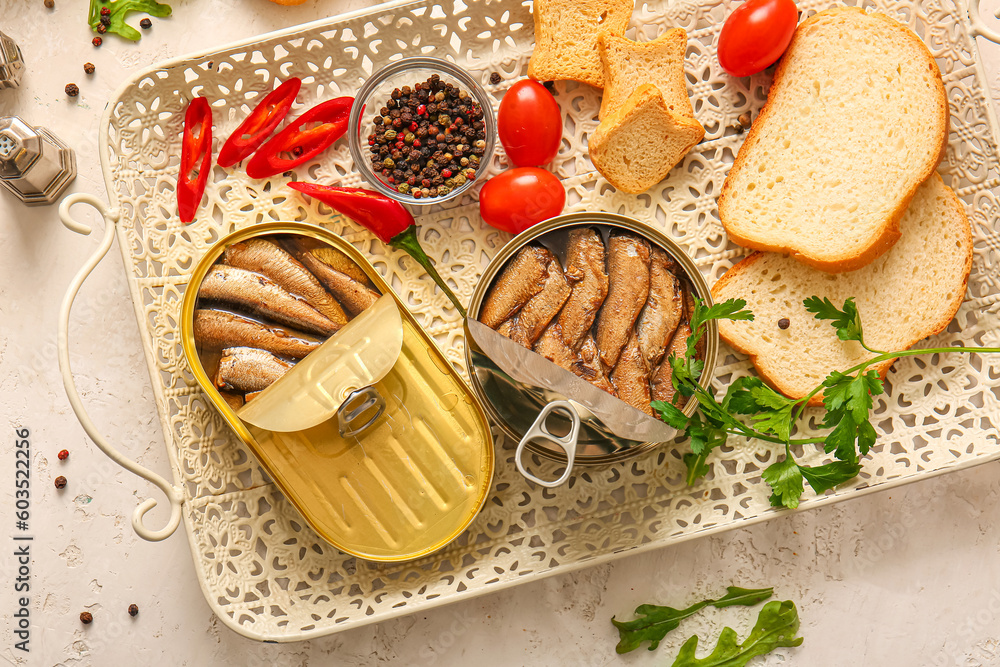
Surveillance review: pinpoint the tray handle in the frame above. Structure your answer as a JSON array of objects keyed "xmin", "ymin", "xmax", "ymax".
[
  {"xmin": 968, "ymin": 0, "xmax": 1000, "ymax": 43},
  {"xmin": 57, "ymin": 193, "xmax": 185, "ymax": 542}
]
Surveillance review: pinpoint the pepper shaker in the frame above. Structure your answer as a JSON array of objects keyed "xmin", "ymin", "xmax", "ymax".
[
  {"xmin": 0, "ymin": 32, "xmax": 24, "ymax": 90},
  {"xmin": 0, "ymin": 116, "xmax": 76, "ymax": 206}
]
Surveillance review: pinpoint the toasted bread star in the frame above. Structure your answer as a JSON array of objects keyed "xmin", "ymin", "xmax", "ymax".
[
  {"xmin": 589, "ymin": 84, "xmax": 705, "ymax": 194},
  {"xmin": 528, "ymin": 0, "xmax": 634, "ymax": 89},
  {"xmin": 598, "ymin": 29, "xmax": 695, "ymax": 120}
]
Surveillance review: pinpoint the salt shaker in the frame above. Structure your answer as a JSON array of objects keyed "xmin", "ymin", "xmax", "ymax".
[
  {"xmin": 0, "ymin": 32, "xmax": 24, "ymax": 89},
  {"xmin": 0, "ymin": 116, "xmax": 76, "ymax": 206}
]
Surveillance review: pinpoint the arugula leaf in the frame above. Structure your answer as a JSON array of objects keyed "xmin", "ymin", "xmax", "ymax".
[
  {"xmin": 612, "ymin": 587, "xmax": 774, "ymax": 654},
  {"xmin": 670, "ymin": 600, "xmax": 804, "ymax": 667},
  {"xmin": 90, "ymin": 0, "xmax": 172, "ymax": 41},
  {"xmin": 762, "ymin": 457, "xmax": 804, "ymax": 509},
  {"xmin": 711, "ymin": 587, "xmax": 776, "ymax": 608},
  {"xmin": 799, "ymin": 460, "xmax": 862, "ymax": 495}
]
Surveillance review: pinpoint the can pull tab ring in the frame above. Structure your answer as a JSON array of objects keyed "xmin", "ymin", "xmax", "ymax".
[
  {"xmin": 337, "ymin": 386, "xmax": 386, "ymax": 438},
  {"xmin": 515, "ymin": 400, "xmax": 580, "ymax": 488}
]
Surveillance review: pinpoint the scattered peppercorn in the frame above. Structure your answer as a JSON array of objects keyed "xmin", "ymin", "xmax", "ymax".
[
  {"xmin": 370, "ymin": 75, "xmax": 486, "ymax": 199},
  {"xmin": 95, "ymin": 23, "xmax": 107, "ymax": 34},
  {"xmin": 489, "ymin": 72, "xmax": 501, "ymax": 85},
  {"xmin": 80, "ymin": 612, "xmax": 93, "ymax": 624},
  {"xmin": 65, "ymin": 83, "xmax": 79, "ymax": 97},
  {"xmin": 778, "ymin": 318, "xmax": 790, "ymax": 330},
  {"xmin": 92, "ymin": 36, "xmax": 103, "ymax": 47},
  {"xmin": 738, "ymin": 112, "xmax": 752, "ymax": 129},
  {"xmin": 83, "ymin": 62, "xmax": 95, "ymax": 75},
  {"xmin": 128, "ymin": 604, "xmax": 139, "ymax": 617},
  {"xmin": 140, "ymin": 18, "xmax": 152, "ymax": 29},
  {"xmin": 44, "ymin": 0, "xmax": 55, "ymax": 8},
  {"xmin": 733, "ymin": 123, "xmax": 745, "ymax": 135},
  {"xmin": 54, "ymin": 476, "xmax": 67, "ymax": 489},
  {"xmin": 58, "ymin": 449, "xmax": 69, "ymax": 461},
  {"xmin": 100, "ymin": 6, "xmax": 110, "ymax": 15},
  {"xmin": 100, "ymin": 16, "xmax": 111, "ymax": 27}
]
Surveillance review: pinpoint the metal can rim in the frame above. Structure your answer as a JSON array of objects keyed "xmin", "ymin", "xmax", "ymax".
[
  {"xmin": 180, "ymin": 221, "xmax": 496, "ymax": 562},
  {"xmin": 465, "ymin": 211, "xmax": 719, "ymax": 465}
]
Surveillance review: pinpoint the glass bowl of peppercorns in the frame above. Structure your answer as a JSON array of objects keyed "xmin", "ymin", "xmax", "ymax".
[{"xmin": 348, "ymin": 57, "xmax": 495, "ymax": 205}]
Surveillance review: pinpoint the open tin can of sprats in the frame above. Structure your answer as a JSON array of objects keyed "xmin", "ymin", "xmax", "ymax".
[
  {"xmin": 180, "ymin": 222, "xmax": 494, "ymax": 562},
  {"xmin": 465, "ymin": 212, "xmax": 718, "ymax": 486}
]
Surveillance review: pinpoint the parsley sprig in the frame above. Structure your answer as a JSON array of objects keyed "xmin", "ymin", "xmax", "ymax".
[{"xmin": 656, "ymin": 296, "xmax": 1000, "ymax": 509}]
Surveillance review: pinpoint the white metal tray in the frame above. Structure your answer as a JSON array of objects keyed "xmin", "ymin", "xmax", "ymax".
[{"xmin": 57, "ymin": 0, "xmax": 1000, "ymax": 642}]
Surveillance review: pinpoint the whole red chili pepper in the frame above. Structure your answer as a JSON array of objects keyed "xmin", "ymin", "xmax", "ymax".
[
  {"xmin": 178, "ymin": 97, "xmax": 212, "ymax": 224},
  {"xmin": 246, "ymin": 97, "xmax": 353, "ymax": 179},
  {"xmin": 287, "ymin": 182, "xmax": 467, "ymax": 316},
  {"xmin": 218, "ymin": 78, "xmax": 301, "ymax": 168}
]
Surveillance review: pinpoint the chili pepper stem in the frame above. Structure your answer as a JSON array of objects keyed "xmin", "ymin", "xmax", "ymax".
[{"xmin": 390, "ymin": 225, "xmax": 467, "ymax": 317}]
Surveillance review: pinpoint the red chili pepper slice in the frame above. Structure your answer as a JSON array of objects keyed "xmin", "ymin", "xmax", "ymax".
[
  {"xmin": 246, "ymin": 97, "xmax": 353, "ymax": 179},
  {"xmin": 178, "ymin": 97, "xmax": 212, "ymax": 224},
  {"xmin": 287, "ymin": 182, "xmax": 467, "ymax": 315},
  {"xmin": 217, "ymin": 78, "xmax": 301, "ymax": 168}
]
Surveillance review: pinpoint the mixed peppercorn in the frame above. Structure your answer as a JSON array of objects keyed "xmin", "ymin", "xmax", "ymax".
[{"xmin": 368, "ymin": 74, "xmax": 487, "ymax": 199}]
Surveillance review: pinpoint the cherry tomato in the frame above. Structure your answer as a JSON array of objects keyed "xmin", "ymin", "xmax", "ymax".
[
  {"xmin": 497, "ymin": 80, "xmax": 562, "ymax": 167},
  {"xmin": 718, "ymin": 0, "xmax": 798, "ymax": 78},
  {"xmin": 479, "ymin": 167, "xmax": 565, "ymax": 234}
]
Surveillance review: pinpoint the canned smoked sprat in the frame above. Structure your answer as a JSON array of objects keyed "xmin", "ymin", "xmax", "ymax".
[
  {"xmin": 181, "ymin": 222, "xmax": 494, "ymax": 562},
  {"xmin": 465, "ymin": 212, "xmax": 718, "ymax": 466}
]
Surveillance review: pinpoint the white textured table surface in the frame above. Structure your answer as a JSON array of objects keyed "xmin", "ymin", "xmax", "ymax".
[{"xmin": 2, "ymin": 1, "xmax": 1000, "ymax": 665}]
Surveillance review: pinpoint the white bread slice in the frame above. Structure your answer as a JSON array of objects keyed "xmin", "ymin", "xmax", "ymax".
[
  {"xmin": 528, "ymin": 0, "xmax": 634, "ymax": 89},
  {"xmin": 589, "ymin": 84, "xmax": 704, "ymax": 194},
  {"xmin": 598, "ymin": 29, "xmax": 695, "ymax": 121},
  {"xmin": 712, "ymin": 174, "xmax": 971, "ymax": 404},
  {"xmin": 718, "ymin": 7, "xmax": 949, "ymax": 273}
]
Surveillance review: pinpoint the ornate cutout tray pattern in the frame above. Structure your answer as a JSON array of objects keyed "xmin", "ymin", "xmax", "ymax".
[{"xmin": 81, "ymin": 0, "xmax": 1000, "ymax": 641}]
